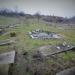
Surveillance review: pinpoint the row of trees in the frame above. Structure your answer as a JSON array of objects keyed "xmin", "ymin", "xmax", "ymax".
[
  {"xmin": 0, "ymin": 8, "xmax": 25, "ymax": 16},
  {"xmin": 0, "ymin": 8, "xmax": 75, "ymax": 24}
]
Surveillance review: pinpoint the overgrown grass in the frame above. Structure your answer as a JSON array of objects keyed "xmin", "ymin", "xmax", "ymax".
[
  {"xmin": 0, "ymin": 16, "xmax": 75, "ymax": 62},
  {"xmin": 59, "ymin": 51, "xmax": 75, "ymax": 62},
  {"xmin": 0, "ymin": 34, "xmax": 10, "ymax": 40},
  {"xmin": 0, "ymin": 16, "xmax": 75, "ymax": 75},
  {"xmin": 0, "ymin": 16, "xmax": 19, "ymax": 25}
]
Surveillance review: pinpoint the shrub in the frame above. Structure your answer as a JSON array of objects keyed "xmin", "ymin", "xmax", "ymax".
[{"xmin": 10, "ymin": 32, "xmax": 16, "ymax": 37}]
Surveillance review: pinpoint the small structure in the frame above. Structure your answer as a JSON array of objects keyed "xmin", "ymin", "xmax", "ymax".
[{"xmin": 28, "ymin": 29, "xmax": 62, "ymax": 39}]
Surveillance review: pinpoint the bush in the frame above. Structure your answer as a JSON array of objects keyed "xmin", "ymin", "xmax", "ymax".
[{"xmin": 10, "ymin": 32, "xmax": 16, "ymax": 37}]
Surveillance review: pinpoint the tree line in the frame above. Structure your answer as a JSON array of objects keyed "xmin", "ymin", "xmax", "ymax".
[{"xmin": 0, "ymin": 8, "xmax": 75, "ymax": 24}]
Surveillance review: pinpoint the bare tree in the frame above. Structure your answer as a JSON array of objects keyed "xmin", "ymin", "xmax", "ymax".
[{"xmin": 34, "ymin": 12, "xmax": 41, "ymax": 24}]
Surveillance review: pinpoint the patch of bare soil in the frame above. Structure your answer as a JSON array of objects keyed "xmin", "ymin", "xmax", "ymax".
[{"xmin": 9, "ymin": 49, "xmax": 75, "ymax": 75}]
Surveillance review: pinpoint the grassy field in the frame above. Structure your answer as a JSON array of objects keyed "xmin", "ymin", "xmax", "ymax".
[
  {"xmin": 0, "ymin": 16, "xmax": 75, "ymax": 52},
  {"xmin": 0, "ymin": 16, "xmax": 75, "ymax": 75},
  {"xmin": 12, "ymin": 21, "xmax": 75, "ymax": 50}
]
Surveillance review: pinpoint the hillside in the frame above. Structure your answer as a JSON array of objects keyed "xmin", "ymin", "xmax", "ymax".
[{"xmin": 0, "ymin": 15, "xmax": 75, "ymax": 75}]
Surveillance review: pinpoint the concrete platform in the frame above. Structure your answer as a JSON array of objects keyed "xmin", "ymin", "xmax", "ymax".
[{"xmin": 0, "ymin": 51, "xmax": 15, "ymax": 64}]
